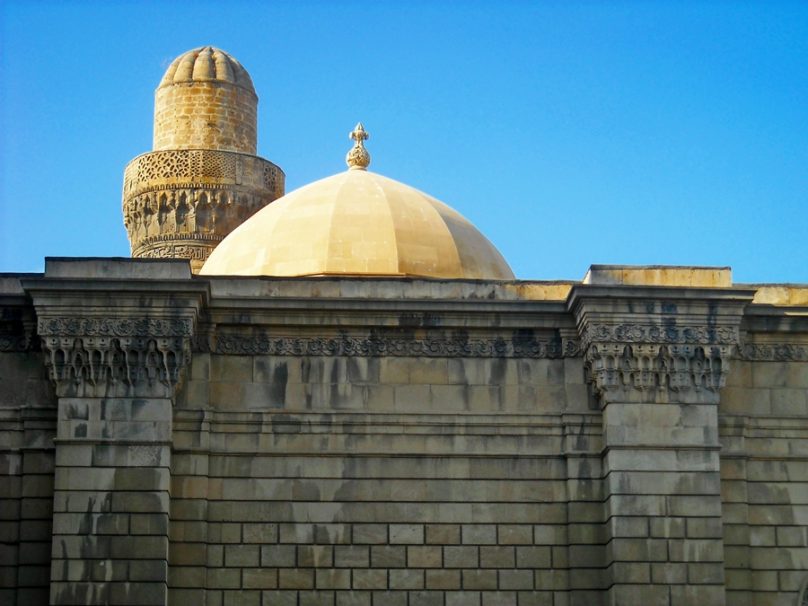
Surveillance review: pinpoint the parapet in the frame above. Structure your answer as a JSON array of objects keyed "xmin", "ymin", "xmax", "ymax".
[{"xmin": 583, "ymin": 264, "xmax": 732, "ymax": 288}]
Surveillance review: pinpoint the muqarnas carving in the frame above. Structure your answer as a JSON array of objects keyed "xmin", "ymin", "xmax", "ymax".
[{"xmin": 122, "ymin": 149, "xmax": 283, "ymax": 270}]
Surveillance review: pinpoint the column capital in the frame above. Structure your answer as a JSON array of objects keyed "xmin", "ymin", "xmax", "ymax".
[
  {"xmin": 23, "ymin": 259, "xmax": 209, "ymax": 398},
  {"xmin": 567, "ymin": 284, "xmax": 755, "ymax": 404}
]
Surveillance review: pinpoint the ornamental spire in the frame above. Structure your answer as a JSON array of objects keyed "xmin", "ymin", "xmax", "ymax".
[{"xmin": 346, "ymin": 122, "xmax": 371, "ymax": 170}]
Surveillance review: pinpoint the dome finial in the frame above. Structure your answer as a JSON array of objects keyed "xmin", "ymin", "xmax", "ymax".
[{"xmin": 346, "ymin": 122, "xmax": 371, "ymax": 170}]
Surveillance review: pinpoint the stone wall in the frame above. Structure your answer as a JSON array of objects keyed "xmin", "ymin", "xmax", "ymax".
[
  {"xmin": 0, "ymin": 278, "xmax": 57, "ymax": 606},
  {"xmin": 721, "ymin": 353, "xmax": 808, "ymax": 605},
  {"xmin": 153, "ymin": 81, "xmax": 257, "ymax": 154},
  {"xmin": 0, "ymin": 261, "xmax": 806, "ymax": 605},
  {"xmin": 168, "ymin": 352, "xmax": 604, "ymax": 606}
]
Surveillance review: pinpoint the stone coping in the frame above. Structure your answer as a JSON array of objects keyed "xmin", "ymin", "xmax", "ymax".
[
  {"xmin": 583, "ymin": 264, "xmax": 732, "ymax": 288},
  {"xmin": 2, "ymin": 259, "xmax": 807, "ymax": 306},
  {"xmin": 745, "ymin": 284, "xmax": 808, "ymax": 306},
  {"xmin": 204, "ymin": 278, "xmax": 576, "ymax": 302},
  {"xmin": 44, "ymin": 257, "xmax": 192, "ymax": 280}
]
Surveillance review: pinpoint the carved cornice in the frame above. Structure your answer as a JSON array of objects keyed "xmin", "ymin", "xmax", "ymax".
[
  {"xmin": 582, "ymin": 323, "xmax": 741, "ymax": 396},
  {"xmin": 0, "ymin": 332, "xmax": 34, "ymax": 352},
  {"xmin": 569, "ymin": 286, "xmax": 753, "ymax": 403},
  {"xmin": 38, "ymin": 317, "xmax": 192, "ymax": 338},
  {"xmin": 37, "ymin": 316, "xmax": 193, "ymax": 397},
  {"xmin": 580, "ymin": 323, "xmax": 739, "ymax": 351},
  {"xmin": 582, "ymin": 321, "xmax": 740, "ymax": 400},
  {"xmin": 585, "ymin": 342, "xmax": 733, "ymax": 397},
  {"xmin": 206, "ymin": 332, "xmax": 582, "ymax": 359},
  {"xmin": 0, "ymin": 303, "xmax": 37, "ymax": 352},
  {"xmin": 739, "ymin": 343, "xmax": 808, "ymax": 362},
  {"xmin": 0, "ymin": 321, "xmax": 34, "ymax": 352}
]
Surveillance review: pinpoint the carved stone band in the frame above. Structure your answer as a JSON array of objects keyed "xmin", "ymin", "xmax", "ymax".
[
  {"xmin": 122, "ymin": 149, "xmax": 285, "ymax": 271},
  {"xmin": 210, "ymin": 334, "xmax": 582, "ymax": 359},
  {"xmin": 581, "ymin": 324, "xmax": 739, "ymax": 350},
  {"xmin": 739, "ymin": 343, "xmax": 808, "ymax": 361},
  {"xmin": 123, "ymin": 149, "xmax": 283, "ymax": 198},
  {"xmin": 38, "ymin": 317, "xmax": 193, "ymax": 338}
]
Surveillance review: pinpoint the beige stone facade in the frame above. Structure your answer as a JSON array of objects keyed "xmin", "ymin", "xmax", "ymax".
[{"xmin": 1, "ymin": 260, "xmax": 806, "ymax": 605}]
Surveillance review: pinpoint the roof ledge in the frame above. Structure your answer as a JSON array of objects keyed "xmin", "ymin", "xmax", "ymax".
[
  {"xmin": 44, "ymin": 257, "xmax": 192, "ymax": 280},
  {"xmin": 583, "ymin": 265, "xmax": 732, "ymax": 288}
]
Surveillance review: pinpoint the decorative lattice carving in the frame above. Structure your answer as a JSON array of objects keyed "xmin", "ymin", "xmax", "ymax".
[
  {"xmin": 38, "ymin": 317, "xmax": 192, "ymax": 337},
  {"xmin": 263, "ymin": 162, "xmax": 278, "ymax": 191},
  {"xmin": 201, "ymin": 150, "xmax": 236, "ymax": 178},
  {"xmin": 0, "ymin": 307, "xmax": 37, "ymax": 352},
  {"xmin": 122, "ymin": 149, "xmax": 284, "ymax": 270},
  {"xmin": 123, "ymin": 149, "xmax": 283, "ymax": 198}
]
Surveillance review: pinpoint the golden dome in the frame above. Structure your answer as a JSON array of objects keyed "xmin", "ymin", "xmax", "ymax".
[
  {"xmin": 199, "ymin": 125, "xmax": 514, "ymax": 280},
  {"xmin": 159, "ymin": 46, "xmax": 255, "ymax": 95}
]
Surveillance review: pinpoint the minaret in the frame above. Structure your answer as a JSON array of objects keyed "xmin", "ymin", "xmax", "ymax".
[{"xmin": 122, "ymin": 46, "xmax": 284, "ymax": 272}]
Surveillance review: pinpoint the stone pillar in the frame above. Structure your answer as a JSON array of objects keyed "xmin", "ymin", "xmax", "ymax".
[
  {"xmin": 0, "ymin": 288, "xmax": 56, "ymax": 606},
  {"xmin": 569, "ymin": 281, "xmax": 753, "ymax": 606},
  {"xmin": 24, "ymin": 259, "xmax": 206, "ymax": 606}
]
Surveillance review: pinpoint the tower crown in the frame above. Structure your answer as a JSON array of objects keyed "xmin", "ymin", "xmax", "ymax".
[
  {"xmin": 159, "ymin": 46, "xmax": 255, "ymax": 95},
  {"xmin": 153, "ymin": 46, "xmax": 258, "ymax": 154}
]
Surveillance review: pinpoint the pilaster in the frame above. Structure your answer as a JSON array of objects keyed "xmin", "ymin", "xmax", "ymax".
[
  {"xmin": 24, "ymin": 259, "xmax": 207, "ymax": 606},
  {"xmin": 569, "ymin": 283, "xmax": 754, "ymax": 606},
  {"xmin": 0, "ymin": 277, "xmax": 57, "ymax": 605}
]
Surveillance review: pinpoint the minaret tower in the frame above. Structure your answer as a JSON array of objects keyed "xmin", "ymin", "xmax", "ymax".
[{"xmin": 122, "ymin": 46, "xmax": 284, "ymax": 272}]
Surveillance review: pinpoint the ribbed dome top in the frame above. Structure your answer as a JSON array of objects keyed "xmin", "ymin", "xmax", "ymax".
[
  {"xmin": 159, "ymin": 46, "xmax": 255, "ymax": 94},
  {"xmin": 199, "ymin": 169, "xmax": 514, "ymax": 280}
]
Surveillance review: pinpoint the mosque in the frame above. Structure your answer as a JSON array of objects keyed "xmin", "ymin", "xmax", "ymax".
[{"xmin": 1, "ymin": 46, "xmax": 807, "ymax": 606}]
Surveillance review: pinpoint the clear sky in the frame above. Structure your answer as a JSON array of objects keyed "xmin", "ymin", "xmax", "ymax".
[{"xmin": 1, "ymin": 1, "xmax": 806, "ymax": 283}]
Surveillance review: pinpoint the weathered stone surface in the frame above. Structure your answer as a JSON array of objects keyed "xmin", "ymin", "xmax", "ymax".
[{"xmin": 3, "ymin": 261, "xmax": 807, "ymax": 606}]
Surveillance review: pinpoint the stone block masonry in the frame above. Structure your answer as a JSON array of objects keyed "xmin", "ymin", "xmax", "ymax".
[
  {"xmin": 569, "ymin": 284, "xmax": 752, "ymax": 606},
  {"xmin": 1, "ymin": 262, "xmax": 807, "ymax": 604},
  {"xmin": 21, "ymin": 261, "xmax": 207, "ymax": 605},
  {"xmin": 0, "ymin": 347, "xmax": 56, "ymax": 606},
  {"xmin": 153, "ymin": 81, "xmax": 257, "ymax": 154}
]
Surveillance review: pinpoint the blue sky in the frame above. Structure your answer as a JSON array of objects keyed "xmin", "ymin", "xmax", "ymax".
[{"xmin": 1, "ymin": 1, "xmax": 806, "ymax": 283}]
